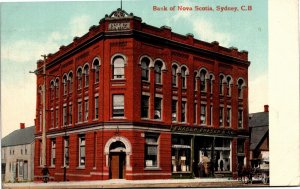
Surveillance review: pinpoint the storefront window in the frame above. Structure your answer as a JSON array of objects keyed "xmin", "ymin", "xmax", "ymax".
[{"xmin": 172, "ymin": 136, "xmax": 191, "ymax": 173}]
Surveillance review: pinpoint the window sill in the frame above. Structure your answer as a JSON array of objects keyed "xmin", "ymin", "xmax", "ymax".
[
  {"xmin": 76, "ymin": 166, "xmax": 85, "ymax": 169},
  {"xmin": 61, "ymin": 166, "xmax": 69, "ymax": 169},
  {"xmin": 141, "ymin": 117, "xmax": 151, "ymax": 120},
  {"xmin": 49, "ymin": 165, "xmax": 55, "ymax": 168},
  {"xmin": 144, "ymin": 167, "xmax": 161, "ymax": 171},
  {"xmin": 112, "ymin": 116, "xmax": 126, "ymax": 119}
]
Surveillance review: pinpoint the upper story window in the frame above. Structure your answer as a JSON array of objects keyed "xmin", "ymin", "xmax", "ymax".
[
  {"xmin": 194, "ymin": 72, "xmax": 198, "ymax": 91},
  {"xmin": 68, "ymin": 72, "xmax": 73, "ymax": 93},
  {"xmin": 238, "ymin": 108, "xmax": 243, "ymax": 128},
  {"xmin": 200, "ymin": 69, "xmax": 207, "ymax": 92},
  {"xmin": 154, "ymin": 61, "xmax": 163, "ymax": 84},
  {"xmin": 141, "ymin": 95, "xmax": 149, "ymax": 118},
  {"xmin": 50, "ymin": 81, "xmax": 55, "ymax": 99},
  {"xmin": 154, "ymin": 97, "xmax": 162, "ymax": 120},
  {"xmin": 209, "ymin": 74, "xmax": 214, "ymax": 94},
  {"xmin": 141, "ymin": 57, "xmax": 150, "ymax": 81},
  {"xmin": 181, "ymin": 67, "xmax": 187, "ymax": 89},
  {"xmin": 226, "ymin": 76, "xmax": 232, "ymax": 97},
  {"xmin": 172, "ymin": 64, "xmax": 178, "ymax": 87},
  {"xmin": 84, "ymin": 65, "xmax": 89, "ymax": 87},
  {"xmin": 227, "ymin": 107, "xmax": 231, "ymax": 127},
  {"xmin": 55, "ymin": 78, "xmax": 59, "ymax": 98},
  {"xmin": 200, "ymin": 104, "xmax": 206, "ymax": 125},
  {"xmin": 172, "ymin": 99, "xmax": 177, "ymax": 121},
  {"xmin": 219, "ymin": 75, "xmax": 224, "ymax": 95},
  {"xmin": 219, "ymin": 106, "xmax": 224, "ymax": 126},
  {"xmin": 238, "ymin": 79, "xmax": 244, "ymax": 99},
  {"xmin": 93, "ymin": 59, "xmax": 100, "ymax": 83},
  {"xmin": 112, "ymin": 56, "xmax": 125, "ymax": 79},
  {"xmin": 181, "ymin": 101, "xmax": 186, "ymax": 122},
  {"xmin": 94, "ymin": 96, "xmax": 99, "ymax": 119},
  {"xmin": 84, "ymin": 99, "xmax": 89, "ymax": 121},
  {"xmin": 113, "ymin": 94, "xmax": 124, "ymax": 117},
  {"xmin": 77, "ymin": 68, "xmax": 82, "ymax": 90},
  {"xmin": 63, "ymin": 75, "xmax": 68, "ymax": 95}
]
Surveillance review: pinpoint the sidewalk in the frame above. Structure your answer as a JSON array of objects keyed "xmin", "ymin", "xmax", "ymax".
[{"xmin": 3, "ymin": 178, "xmax": 244, "ymax": 189}]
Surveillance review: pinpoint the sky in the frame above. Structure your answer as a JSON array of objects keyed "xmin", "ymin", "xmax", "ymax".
[{"xmin": 1, "ymin": 0, "xmax": 268, "ymax": 137}]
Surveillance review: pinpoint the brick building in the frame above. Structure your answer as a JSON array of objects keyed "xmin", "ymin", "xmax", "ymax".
[{"xmin": 34, "ymin": 8, "xmax": 250, "ymax": 181}]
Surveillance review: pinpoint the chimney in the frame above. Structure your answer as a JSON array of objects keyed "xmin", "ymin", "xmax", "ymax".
[
  {"xmin": 20, "ymin": 123, "xmax": 25, "ymax": 129},
  {"xmin": 264, "ymin": 105, "xmax": 269, "ymax": 112}
]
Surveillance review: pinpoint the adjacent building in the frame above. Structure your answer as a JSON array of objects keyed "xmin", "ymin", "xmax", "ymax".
[
  {"xmin": 249, "ymin": 105, "xmax": 269, "ymax": 168},
  {"xmin": 34, "ymin": 8, "xmax": 250, "ymax": 181},
  {"xmin": 1, "ymin": 124, "xmax": 35, "ymax": 182}
]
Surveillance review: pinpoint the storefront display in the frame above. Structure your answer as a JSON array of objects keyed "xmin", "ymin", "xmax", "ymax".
[{"xmin": 171, "ymin": 135, "xmax": 191, "ymax": 173}]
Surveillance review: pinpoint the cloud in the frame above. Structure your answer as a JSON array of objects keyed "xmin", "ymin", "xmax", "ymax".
[
  {"xmin": 2, "ymin": 15, "xmax": 91, "ymax": 63},
  {"xmin": 171, "ymin": 3, "xmax": 232, "ymax": 47},
  {"xmin": 249, "ymin": 72, "xmax": 268, "ymax": 113},
  {"xmin": 69, "ymin": 15, "xmax": 92, "ymax": 37}
]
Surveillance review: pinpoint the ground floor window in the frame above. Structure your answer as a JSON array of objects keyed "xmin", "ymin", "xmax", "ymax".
[
  {"xmin": 145, "ymin": 133, "xmax": 159, "ymax": 168},
  {"xmin": 194, "ymin": 137, "xmax": 232, "ymax": 177},
  {"xmin": 171, "ymin": 135, "xmax": 191, "ymax": 173}
]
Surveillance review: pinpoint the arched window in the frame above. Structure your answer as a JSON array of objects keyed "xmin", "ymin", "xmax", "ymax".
[
  {"xmin": 141, "ymin": 57, "xmax": 150, "ymax": 81},
  {"xmin": 209, "ymin": 74, "xmax": 214, "ymax": 94},
  {"xmin": 194, "ymin": 71, "xmax": 198, "ymax": 91},
  {"xmin": 50, "ymin": 81, "xmax": 55, "ymax": 99},
  {"xmin": 84, "ymin": 65, "xmax": 89, "ymax": 87},
  {"xmin": 93, "ymin": 59, "xmax": 100, "ymax": 83},
  {"xmin": 68, "ymin": 72, "xmax": 73, "ymax": 93},
  {"xmin": 172, "ymin": 65, "xmax": 178, "ymax": 87},
  {"xmin": 200, "ymin": 69, "xmax": 207, "ymax": 92},
  {"xmin": 77, "ymin": 68, "xmax": 82, "ymax": 90},
  {"xmin": 154, "ymin": 61, "xmax": 163, "ymax": 84},
  {"xmin": 181, "ymin": 67, "xmax": 187, "ymax": 89},
  {"xmin": 226, "ymin": 76, "xmax": 232, "ymax": 96},
  {"xmin": 63, "ymin": 75, "xmax": 67, "ymax": 95},
  {"xmin": 219, "ymin": 75, "xmax": 224, "ymax": 95},
  {"xmin": 112, "ymin": 56, "xmax": 125, "ymax": 79},
  {"xmin": 55, "ymin": 78, "xmax": 59, "ymax": 98},
  {"xmin": 238, "ymin": 79, "xmax": 244, "ymax": 99}
]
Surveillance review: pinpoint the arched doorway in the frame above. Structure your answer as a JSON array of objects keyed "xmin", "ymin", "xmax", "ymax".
[{"xmin": 109, "ymin": 141, "xmax": 126, "ymax": 179}]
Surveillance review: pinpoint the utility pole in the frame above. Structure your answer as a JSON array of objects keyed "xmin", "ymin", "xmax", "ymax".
[{"xmin": 41, "ymin": 54, "xmax": 47, "ymax": 167}]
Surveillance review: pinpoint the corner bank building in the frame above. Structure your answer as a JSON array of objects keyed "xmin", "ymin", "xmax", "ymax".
[{"xmin": 34, "ymin": 9, "xmax": 250, "ymax": 181}]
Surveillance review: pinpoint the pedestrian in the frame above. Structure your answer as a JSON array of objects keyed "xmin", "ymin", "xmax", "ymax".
[{"xmin": 41, "ymin": 165, "xmax": 49, "ymax": 183}]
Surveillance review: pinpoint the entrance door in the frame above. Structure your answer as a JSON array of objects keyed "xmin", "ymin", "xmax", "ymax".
[
  {"xmin": 109, "ymin": 152, "xmax": 125, "ymax": 179},
  {"xmin": 23, "ymin": 161, "xmax": 28, "ymax": 180}
]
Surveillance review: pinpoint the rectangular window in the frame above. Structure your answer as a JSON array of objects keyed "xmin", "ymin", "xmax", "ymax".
[
  {"xmin": 64, "ymin": 137, "xmax": 69, "ymax": 167},
  {"xmin": 210, "ymin": 105, "xmax": 213, "ymax": 126},
  {"xmin": 181, "ymin": 101, "xmax": 186, "ymax": 122},
  {"xmin": 55, "ymin": 108, "xmax": 59, "ymax": 128},
  {"xmin": 154, "ymin": 97, "xmax": 162, "ymax": 120},
  {"xmin": 200, "ymin": 104, "xmax": 206, "ymax": 124},
  {"xmin": 227, "ymin": 107, "xmax": 231, "ymax": 127},
  {"xmin": 238, "ymin": 109, "xmax": 243, "ymax": 128},
  {"xmin": 63, "ymin": 106, "xmax": 67, "ymax": 126},
  {"xmin": 79, "ymin": 135, "xmax": 86, "ymax": 167},
  {"xmin": 78, "ymin": 101, "xmax": 82, "ymax": 122},
  {"xmin": 51, "ymin": 139, "xmax": 56, "ymax": 166},
  {"xmin": 95, "ymin": 96, "xmax": 99, "ymax": 119},
  {"xmin": 39, "ymin": 110, "xmax": 42, "ymax": 131},
  {"xmin": 219, "ymin": 107, "xmax": 224, "ymax": 126},
  {"xmin": 84, "ymin": 99, "xmax": 89, "ymax": 121},
  {"xmin": 112, "ymin": 94, "xmax": 124, "ymax": 117},
  {"xmin": 69, "ymin": 104, "xmax": 72, "ymax": 124},
  {"xmin": 145, "ymin": 134, "xmax": 159, "ymax": 168},
  {"xmin": 141, "ymin": 95, "xmax": 149, "ymax": 118},
  {"xmin": 51, "ymin": 110, "xmax": 54, "ymax": 128},
  {"xmin": 194, "ymin": 103, "xmax": 197, "ymax": 123},
  {"xmin": 172, "ymin": 100, "xmax": 177, "ymax": 121}
]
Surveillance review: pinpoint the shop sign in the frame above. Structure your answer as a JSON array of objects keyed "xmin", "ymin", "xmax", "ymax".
[
  {"xmin": 171, "ymin": 125, "xmax": 236, "ymax": 136},
  {"xmin": 108, "ymin": 22, "xmax": 130, "ymax": 31}
]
